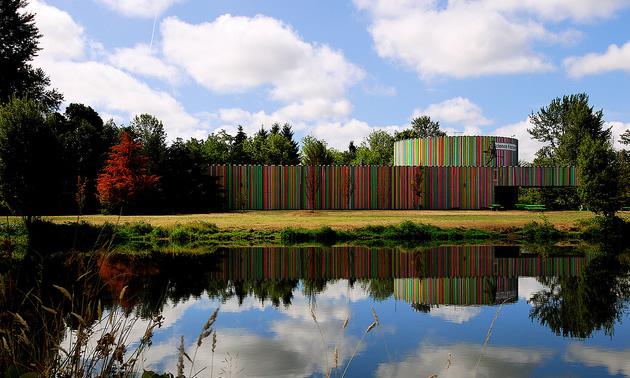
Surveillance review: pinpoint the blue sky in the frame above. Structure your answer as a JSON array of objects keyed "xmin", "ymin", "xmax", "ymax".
[{"xmin": 27, "ymin": 0, "xmax": 630, "ymax": 162}]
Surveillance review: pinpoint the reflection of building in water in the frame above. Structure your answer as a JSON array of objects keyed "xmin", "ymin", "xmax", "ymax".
[
  {"xmin": 211, "ymin": 246, "xmax": 593, "ymax": 305},
  {"xmin": 395, "ymin": 277, "xmax": 518, "ymax": 306}
]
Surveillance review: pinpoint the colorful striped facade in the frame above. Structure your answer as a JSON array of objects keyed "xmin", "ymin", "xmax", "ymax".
[
  {"xmin": 394, "ymin": 136, "xmax": 519, "ymax": 167},
  {"xmin": 208, "ymin": 245, "xmax": 593, "ymax": 305},
  {"xmin": 208, "ymin": 136, "xmax": 577, "ymax": 210},
  {"xmin": 209, "ymin": 246, "xmax": 592, "ymax": 281},
  {"xmin": 208, "ymin": 165, "xmax": 578, "ymax": 210}
]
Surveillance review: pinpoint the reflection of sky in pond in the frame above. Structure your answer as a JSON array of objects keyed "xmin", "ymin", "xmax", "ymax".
[{"xmin": 113, "ymin": 276, "xmax": 630, "ymax": 378}]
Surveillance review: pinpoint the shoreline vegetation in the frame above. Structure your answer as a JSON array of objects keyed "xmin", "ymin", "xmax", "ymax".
[{"xmin": 1, "ymin": 210, "xmax": 625, "ymax": 253}]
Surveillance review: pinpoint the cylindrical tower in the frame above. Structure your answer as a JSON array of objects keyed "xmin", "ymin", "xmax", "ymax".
[{"xmin": 394, "ymin": 136, "xmax": 519, "ymax": 167}]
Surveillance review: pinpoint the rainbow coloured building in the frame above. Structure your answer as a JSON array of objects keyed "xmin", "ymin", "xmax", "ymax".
[{"xmin": 208, "ymin": 136, "xmax": 577, "ymax": 210}]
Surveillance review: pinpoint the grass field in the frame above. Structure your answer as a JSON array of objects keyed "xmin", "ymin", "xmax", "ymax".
[{"xmin": 45, "ymin": 209, "xmax": 605, "ymax": 232}]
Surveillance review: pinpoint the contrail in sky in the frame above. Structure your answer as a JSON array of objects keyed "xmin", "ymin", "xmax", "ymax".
[{"xmin": 150, "ymin": 10, "xmax": 158, "ymax": 51}]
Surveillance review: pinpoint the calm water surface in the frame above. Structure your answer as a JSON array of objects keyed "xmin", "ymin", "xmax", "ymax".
[{"xmin": 92, "ymin": 245, "xmax": 630, "ymax": 377}]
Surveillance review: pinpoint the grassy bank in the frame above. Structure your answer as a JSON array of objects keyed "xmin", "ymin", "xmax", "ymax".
[
  {"xmin": 0, "ymin": 211, "xmax": 604, "ymax": 252},
  {"xmin": 42, "ymin": 209, "xmax": 597, "ymax": 232}
]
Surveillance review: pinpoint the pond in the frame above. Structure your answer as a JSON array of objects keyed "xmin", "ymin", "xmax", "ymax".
[{"xmin": 4, "ymin": 244, "xmax": 630, "ymax": 377}]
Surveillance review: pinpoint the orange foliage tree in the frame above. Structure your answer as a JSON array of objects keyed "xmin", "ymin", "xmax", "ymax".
[{"xmin": 96, "ymin": 132, "xmax": 159, "ymax": 212}]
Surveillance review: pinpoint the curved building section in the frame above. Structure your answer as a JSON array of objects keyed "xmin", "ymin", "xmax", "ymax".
[{"xmin": 394, "ymin": 136, "xmax": 519, "ymax": 167}]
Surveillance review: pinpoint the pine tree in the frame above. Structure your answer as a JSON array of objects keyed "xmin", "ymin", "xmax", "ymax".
[{"xmin": 0, "ymin": 0, "xmax": 63, "ymax": 109}]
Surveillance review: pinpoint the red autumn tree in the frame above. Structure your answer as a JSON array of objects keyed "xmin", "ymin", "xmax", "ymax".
[{"xmin": 96, "ymin": 131, "xmax": 159, "ymax": 212}]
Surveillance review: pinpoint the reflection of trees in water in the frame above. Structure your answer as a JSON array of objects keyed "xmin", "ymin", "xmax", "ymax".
[
  {"xmin": 359, "ymin": 278, "xmax": 395, "ymax": 302},
  {"xmin": 529, "ymin": 252, "xmax": 630, "ymax": 339},
  {"xmin": 207, "ymin": 279, "xmax": 300, "ymax": 308}
]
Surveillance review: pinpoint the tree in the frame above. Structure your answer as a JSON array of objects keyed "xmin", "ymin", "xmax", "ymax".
[
  {"xmin": 250, "ymin": 126, "xmax": 269, "ymax": 164},
  {"xmin": 229, "ymin": 126, "xmax": 252, "ymax": 164},
  {"xmin": 529, "ymin": 253, "xmax": 630, "ymax": 339},
  {"xmin": 96, "ymin": 132, "xmax": 160, "ymax": 213},
  {"xmin": 355, "ymin": 129, "xmax": 395, "ymax": 165},
  {"xmin": 527, "ymin": 94, "xmax": 611, "ymax": 209},
  {"xmin": 129, "ymin": 114, "xmax": 167, "ymax": 176},
  {"xmin": 0, "ymin": 0, "xmax": 63, "ymax": 109},
  {"xmin": 395, "ymin": 115, "xmax": 446, "ymax": 141},
  {"xmin": 159, "ymin": 138, "xmax": 225, "ymax": 213},
  {"xmin": 205, "ymin": 131, "xmax": 231, "ymax": 164},
  {"xmin": 300, "ymin": 135, "xmax": 334, "ymax": 165},
  {"xmin": 51, "ymin": 103, "xmax": 118, "ymax": 213},
  {"xmin": 528, "ymin": 93, "xmax": 609, "ymax": 166},
  {"xmin": 577, "ymin": 137, "xmax": 621, "ymax": 217},
  {"xmin": 332, "ymin": 141, "xmax": 357, "ymax": 165},
  {"xmin": 0, "ymin": 96, "xmax": 62, "ymax": 229},
  {"xmin": 617, "ymin": 130, "xmax": 630, "ymax": 207},
  {"xmin": 280, "ymin": 123, "xmax": 300, "ymax": 165},
  {"xmin": 250, "ymin": 123, "xmax": 300, "ymax": 165},
  {"xmin": 411, "ymin": 167, "xmax": 424, "ymax": 209}
]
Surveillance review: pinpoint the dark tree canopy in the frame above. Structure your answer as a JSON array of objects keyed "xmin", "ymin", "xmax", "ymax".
[
  {"xmin": 0, "ymin": 97, "xmax": 62, "ymax": 226},
  {"xmin": 0, "ymin": 0, "xmax": 63, "ymax": 109},
  {"xmin": 51, "ymin": 103, "xmax": 118, "ymax": 213}
]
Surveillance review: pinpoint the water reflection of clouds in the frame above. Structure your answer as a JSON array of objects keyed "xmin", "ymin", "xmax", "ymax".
[
  {"xmin": 429, "ymin": 306, "xmax": 482, "ymax": 324},
  {"xmin": 565, "ymin": 344, "xmax": 630, "ymax": 376},
  {"xmin": 139, "ymin": 280, "xmax": 366, "ymax": 376},
  {"xmin": 376, "ymin": 342, "xmax": 552, "ymax": 377},
  {"xmin": 519, "ymin": 277, "xmax": 547, "ymax": 304}
]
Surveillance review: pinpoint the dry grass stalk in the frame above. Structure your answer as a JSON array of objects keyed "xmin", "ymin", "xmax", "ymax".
[
  {"xmin": 474, "ymin": 298, "xmax": 510, "ymax": 378},
  {"xmin": 330, "ymin": 315, "xmax": 350, "ymax": 378},
  {"xmin": 211, "ymin": 330, "xmax": 217, "ymax": 378},
  {"xmin": 190, "ymin": 307, "xmax": 220, "ymax": 377},
  {"xmin": 342, "ymin": 321, "xmax": 376, "ymax": 378},
  {"xmin": 371, "ymin": 306, "xmax": 391, "ymax": 367},
  {"xmin": 53, "ymin": 284, "xmax": 72, "ymax": 301},
  {"xmin": 177, "ymin": 335, "xmax": 185, "ymax": 377},
  {"xmin": 118, "ymin": 285, "xmax": 127, "ymax": 302},
  {"xmin": 10, "ymin": 312, "xmax": 29, "ymax": 331},
  {"xmin": 311, "ymin": 309, "xmax": 330, "ymax": 375}
]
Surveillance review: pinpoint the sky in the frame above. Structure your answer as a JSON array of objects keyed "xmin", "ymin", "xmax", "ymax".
[{"xmin": 25, "ymin": 0, "xmax": 630, "ymax": 162}]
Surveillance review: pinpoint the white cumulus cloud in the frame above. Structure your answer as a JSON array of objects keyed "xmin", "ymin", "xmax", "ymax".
[
  {"xmin": 353, "ymin": 0, "xmax": 630, "ymax": 79},
  {"xmin": 108, "ymin": 44, "xmax": 183, "ymax": 84},
  {"xmin": 492, "ymin": 119, "xmax": 544, "ymax": 163},
  {"xmin": 27, "ymin": 0, "xmax": 85, "ymax": 60},
  {"xmin": 414, "ymin": 97, "xmax": 492, "ymax": 135},
  {"xmin": 93, "ymin": 0, "xmax": 186, "ymax": 18},
  {"xmin": 160, "ymin": 14, "xmax": 364, "ymax": 101},
  {"xmin": 564, "ymin": 41, "xmax": 630, "ymax": 78}
]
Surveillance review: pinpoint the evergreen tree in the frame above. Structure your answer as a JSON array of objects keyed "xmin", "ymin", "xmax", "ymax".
[
  {"xmin": 129, "ymin": 114, "xmax": 167, "ymax": 176},
  {"xmin": 280, "ymin": 123, "xmax": 300, "ymax": 165},
  {"xmin": 229, "ymin": 126, "xmax": 251, "ymax": 164},
  {"xmin": 0, "ymin": 0, "xmax": 63, "ymax": 109}
]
